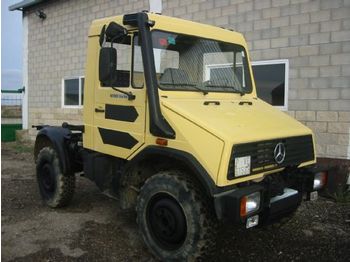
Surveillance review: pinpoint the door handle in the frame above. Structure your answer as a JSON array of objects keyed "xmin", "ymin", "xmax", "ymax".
[{"xmin": 95, "ymin": 108, "xmax": 105, "ymax": 113}]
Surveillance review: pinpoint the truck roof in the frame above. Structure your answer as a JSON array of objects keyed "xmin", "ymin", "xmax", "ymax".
[{"xmin": 89, "ymin": 12, "xmax": 247, "ymax": 48}]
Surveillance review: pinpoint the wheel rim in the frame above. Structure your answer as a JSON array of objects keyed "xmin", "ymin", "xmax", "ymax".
[
  {"xmin": 146, "ymin": 193, "xmax": 187, "ymax": 250},
  {"xmin": 38, "ymin": 162, "xmax": 56, "ymax": 199}
]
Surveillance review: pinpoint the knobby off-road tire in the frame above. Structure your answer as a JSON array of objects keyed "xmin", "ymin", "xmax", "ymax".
[
  {"xmin": 36, "ymin": 147, "xmax": 75, "ymax": 208},
  {"xmin": 136, "ymin": 170, "xmax": 219, "ymax": 261}
]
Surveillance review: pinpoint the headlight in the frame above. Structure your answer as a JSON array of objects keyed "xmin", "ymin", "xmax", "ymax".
[
  {"xmin": 313, "ymin": 171, "xmax": 327, "ymax": 190},
  {"xmin": 240, "ymin": 192, "xmax": 261, "ymax": 217}
]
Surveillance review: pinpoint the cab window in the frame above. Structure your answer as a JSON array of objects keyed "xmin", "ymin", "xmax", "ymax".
[
  {"xmin": 132, "ymin": 34, "xmax": 144, "ymax": 88},
  {"xmin": 100, "ymin": 36, "xmax": 131, "ymax": 87}
]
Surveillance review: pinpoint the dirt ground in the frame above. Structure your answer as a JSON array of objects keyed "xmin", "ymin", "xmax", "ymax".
[{"xmin": 1, "ymin": 142, "xmax": 350, "ymax": 262}]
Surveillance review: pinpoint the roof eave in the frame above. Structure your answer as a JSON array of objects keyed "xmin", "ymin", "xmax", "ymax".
[{"xmin": 9, "ymin": 0, "xmax": 46, "ymax": 11}]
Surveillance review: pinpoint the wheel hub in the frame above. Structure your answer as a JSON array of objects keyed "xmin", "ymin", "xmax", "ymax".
[
  {"xmin": 147, "ymin": 193, "xmax": 187, "ymax": 250},
  {"xmin": 39, "ymin": 162, "xmax": 56, "ymax": 198}
]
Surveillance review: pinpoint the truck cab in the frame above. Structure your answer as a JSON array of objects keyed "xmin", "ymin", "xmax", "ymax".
[{"xmin": 34, "ymin": 12, "xmax": 327, "ymax": 261}]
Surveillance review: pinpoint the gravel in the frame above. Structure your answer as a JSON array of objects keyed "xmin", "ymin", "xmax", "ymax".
[{"xmin": 1, "ymin": 142, "xmax": 349, "ymax": 261}]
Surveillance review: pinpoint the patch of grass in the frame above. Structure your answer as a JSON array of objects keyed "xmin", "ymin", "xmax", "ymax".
[{"xmin": 9, "ymin": 142, "xmax": 33, "ymax": 153}]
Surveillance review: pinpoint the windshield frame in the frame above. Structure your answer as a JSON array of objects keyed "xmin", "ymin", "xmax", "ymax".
[{"xmin": 150, "ymin": 29, "xmax": 253, "ymax": 95}]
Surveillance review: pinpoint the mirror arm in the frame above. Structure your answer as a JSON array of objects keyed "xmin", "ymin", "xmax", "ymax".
[{"xmin": 111, "ymin": 87, "xmax": 135, "ymax": 101}]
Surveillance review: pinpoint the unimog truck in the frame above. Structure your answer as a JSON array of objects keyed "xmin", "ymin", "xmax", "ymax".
[{"xmin": 34, "ymin": 12, "xmax": 328, "ymax": 260}]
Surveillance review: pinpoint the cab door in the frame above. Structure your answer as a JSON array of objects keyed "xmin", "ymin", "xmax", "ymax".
[{"xmin": 93, "ymin": 34, "xmax": 146, "ymax": 159}]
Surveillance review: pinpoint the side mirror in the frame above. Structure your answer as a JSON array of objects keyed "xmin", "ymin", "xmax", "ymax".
[
  {"xmin": 98, "ymin": 22, "xmax": 128, "ymax": 85},
  {"xmin": 99, "ymin": 47, "xmax": 117, "ymax": 85}
]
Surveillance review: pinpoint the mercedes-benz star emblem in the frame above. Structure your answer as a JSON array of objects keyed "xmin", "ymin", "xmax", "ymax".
[{"xmin": 274, "ymin": 142, "xmax": 286, "ymax": 164}]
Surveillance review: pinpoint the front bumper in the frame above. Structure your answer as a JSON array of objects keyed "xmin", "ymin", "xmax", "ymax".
[{"xmin": 214, "ymin": 168, "xmax": 326, "ymax": 226}]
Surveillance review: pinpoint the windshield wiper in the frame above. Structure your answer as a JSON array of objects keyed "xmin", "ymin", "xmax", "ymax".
[{"xmin": 160, "ymin": 82, "xmax": 208, "ymax": 95}]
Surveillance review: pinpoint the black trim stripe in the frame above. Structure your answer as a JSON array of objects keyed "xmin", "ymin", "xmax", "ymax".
[
  {"xmin": 105, "ymin": 104, "xmax": 139, "ymax": 122},
  {"xmin": 98, "ymin": 127, "xmax": 138, "ymax": 149}
]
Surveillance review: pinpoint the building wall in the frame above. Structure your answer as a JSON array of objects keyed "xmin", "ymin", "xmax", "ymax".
[
  {"xmin": 26, "ymin": 0, "xmax": 350, "ymax": 159},
  {"xmin": 26, "ymin": 0, "xmax": 149, "ymax": 137}
]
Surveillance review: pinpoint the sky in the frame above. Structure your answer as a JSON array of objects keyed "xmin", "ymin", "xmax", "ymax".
[{"xmin": 1, "ymin": 0, "xmax": 23, "ymax": 90}]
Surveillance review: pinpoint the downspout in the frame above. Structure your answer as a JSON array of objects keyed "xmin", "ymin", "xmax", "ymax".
[{"xmin": 22, "ymin": 13, "xmax": 29, "ymax": 129}]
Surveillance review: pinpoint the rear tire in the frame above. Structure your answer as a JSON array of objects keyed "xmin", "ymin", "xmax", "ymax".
[
  {"xmin": 36, "ymin": 147, "xmax": 75, "ymax": 208},
  {"xmin": 136, "ymin": 170, "xmax": 218, "ymax": 261}
]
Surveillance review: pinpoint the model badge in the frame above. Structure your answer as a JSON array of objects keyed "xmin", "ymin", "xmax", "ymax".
[
  {"xmin": 110, "ymin": 94, "xmax": 128, "ymax": 99},
  {"xmin": 274, "ymin": 142, "xmax": 286, "ymax": 164}
]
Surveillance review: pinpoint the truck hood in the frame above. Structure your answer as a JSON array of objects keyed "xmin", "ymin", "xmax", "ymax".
[{"xmin": 161, "ymin": 98, "xmax": 312, "ymax": 144}]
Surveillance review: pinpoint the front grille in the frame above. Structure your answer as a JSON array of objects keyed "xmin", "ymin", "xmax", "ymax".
[{"xmin": 227, "ymin": 135, "xmax": 314, "ymax": 179}]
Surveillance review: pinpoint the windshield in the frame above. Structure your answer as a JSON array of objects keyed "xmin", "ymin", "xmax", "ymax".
[{"xmin": 151, "ymin": 31, "xmax": 252, "ymax": 94}]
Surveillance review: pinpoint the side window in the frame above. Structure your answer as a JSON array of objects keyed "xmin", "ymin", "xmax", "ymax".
[
  {"xmin": 101, "ymin": 36, "xmax": 131, "ymax": 87},
  {"xmin": 252, "ymin": 60, "xmax": 289, "ymax": 110},
  {"xmin": 133, "ymin": 35, "xmax": 144, "ymax": 88},
  {"xmin": 62, "ymin": 76, "xmax": 84, "ymax": 108}
]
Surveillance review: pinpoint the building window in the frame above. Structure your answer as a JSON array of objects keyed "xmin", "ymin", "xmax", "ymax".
[
  {"xmin": 62, "ymin": 76, "xmax": 84, "ymax": 108},
  {"xmin": 252, "ymin": 59, "xmax": 289, "ymax": 110}
]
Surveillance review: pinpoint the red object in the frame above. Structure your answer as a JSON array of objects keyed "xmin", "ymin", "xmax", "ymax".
[
  {"xmin": 240, "ymin": 196, "xmax": 247, "ymax": 217},
  {"xmin": 159, "ymin": 38, "xmax": 167, "ymax": 46},
  {"xmin": 320, "ymin": 171, "xmax": 328, "ymax": 187}
]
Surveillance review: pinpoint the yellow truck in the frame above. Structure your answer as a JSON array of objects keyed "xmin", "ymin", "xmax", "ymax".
[{"xmin": 33, "ymin": 12, "xmax": 328, "ymax": 260}]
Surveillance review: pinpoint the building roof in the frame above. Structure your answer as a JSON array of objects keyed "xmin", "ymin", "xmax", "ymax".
[{"xmin": 9, "ymin": 0, "xmax": 49, "ymax": 11}]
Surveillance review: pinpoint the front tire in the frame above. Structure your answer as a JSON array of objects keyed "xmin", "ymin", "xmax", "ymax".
[
  {"xmin": 36, "ymin": 147, "xmax": 75, "ymax": 208},
  {"xmin": 136, "ymin": 170, "xmax": 218, "ymax": 261}
]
